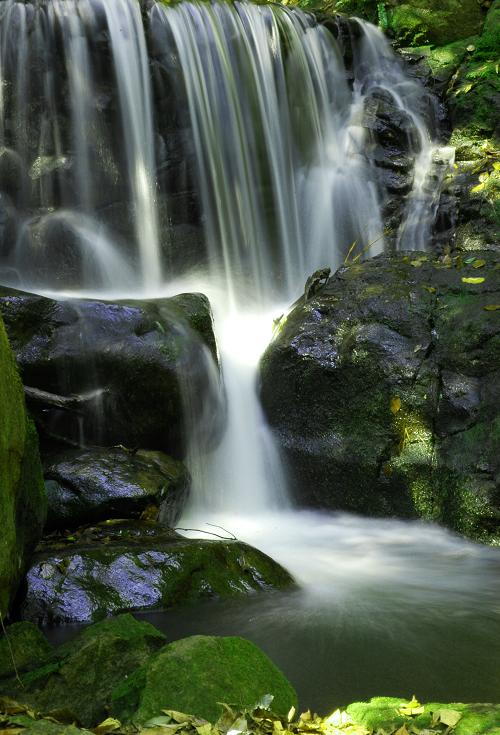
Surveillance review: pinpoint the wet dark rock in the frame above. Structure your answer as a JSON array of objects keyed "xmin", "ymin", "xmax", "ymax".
[
  {"xmin": 44, "ymin": 446, "xmax": 189, "ymax": 530},
  {"xmin": 0, "ymin": 287, "xmax": 223, "ymax": 456},
  {"xmin": 260, "ymin": 252, "xmax": 500, "ymax": 544},
  {"xmin": 21, "ymin": 521, "xmax": 295, "ymax": 625},
  {"xmin": 0, "ymin": 614, "xmax": 167, "ymax": 727},
  {"xmin": 111, "ymin": 635, "xmax": 298, "ymax": 724}
]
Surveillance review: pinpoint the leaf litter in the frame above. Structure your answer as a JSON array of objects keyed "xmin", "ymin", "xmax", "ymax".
[{"xmin": 0, "ymin": 696, "xmax": 463, "ymax": 735}]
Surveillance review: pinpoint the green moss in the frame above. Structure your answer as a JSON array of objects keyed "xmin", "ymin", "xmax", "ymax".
[
  {"xmin": 0, "ymin": 317, "xmax": 45, "ymax": 614},
  {"xmin": 346, "ymin": 697, "xmax": 500, "ymax": 735},
  {"xmin": 112, "ymin": 635, "xmax": 298, "ymax": 724},
  {"xmin": 0, "ymin": 622, "xmax": 52, "ymax": 679}
]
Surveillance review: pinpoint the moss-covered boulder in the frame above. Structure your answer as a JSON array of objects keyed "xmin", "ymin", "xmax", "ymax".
[
  {"xmin": 260, "ymin": 252, "xmax": 500, "ymax": 544},
  {"xmin": 317, "ymin": 0, "xmax": 486, "ymax": 45},
  {"xmin": 0, "ymin": 622, "xmax": 52, "ymax": 679},
  {"xmin": 0, "ymin": 288, "xmax": 223, "ymax": 457},
  {"xmin": 44, "ymin": 446, "xmax": 189, "ymax": 530},
  {"xmin": 21, "ymin": 521, "xmax": 295, "ymax": 624},
  {"xmin": 384, "ymin": 0, "xmax": 485, "ymax": 47},
  {"xmin": 0, "ymin": 614, "xmax": 167, "ymax": 727},
  {"xmin": 346, "ymin": 696, "xmax": 500, "ymax": 734},
  {"xmin": 0, "ymin": 316, "xmax": 46, "ymax": 615},
  {"xmin": 111, "ymin": 635, "xmax": 298, "ymax": 724}
]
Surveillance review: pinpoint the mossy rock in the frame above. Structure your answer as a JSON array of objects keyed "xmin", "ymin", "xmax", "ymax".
[
  {"xmin": 385, "ymin": 1, "xmax": 484, "ymax": 47},
  {"xmin": 21, "ymin": 521, "xmax": 295, "ymax": 624},
  {"xmin": 260, "ymin": 252, "xmax": 500, "ymax": 544},
  {"xmin": 0, "ymin": 316, "xmax": 46, "ymax": 614},
  {"xmin": 111, "ymin": 635, "xmax": 298, "ymax": 724},
  {"xmin": 346, "ymin": 696, "xmax": 500, "ymax": 734},
  {"xmin": 0, "ymin": 622, "xmax": 52, "ymax": 679},
  {"xmin": 0, "ymin": 614, "xmax": 167, "ymax": 727}
]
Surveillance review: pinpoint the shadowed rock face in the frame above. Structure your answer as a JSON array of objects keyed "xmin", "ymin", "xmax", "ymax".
[
  {"xmin": 21, "ymin": 521, "xmax": 296, "ymax": 625},
  {"xmin": 0, "ymin": 316, "xmax": 45, "ymax": 614},
  {"xmin": 44, "ymin": 446, "xmax": 189, "ymax": 530},
  {"xmin": 260, "ymin": 251, "xmax": 500, "ymax": 544},
  {"xmin": 0, "ymin": 288, "xmax": 224, "ymax": 457}
]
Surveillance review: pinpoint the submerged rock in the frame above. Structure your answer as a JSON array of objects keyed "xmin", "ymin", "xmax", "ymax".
[
  {"xmin": 111, "ymin": 635, "xmax": 298, "ymax": 724},
  {"xmin": 0, "ymin": 315, "xmax": 46, "ymax": 614},
  {"xmin": 21, "ymin": 521, "xmax": 295, "ymax": 625},
  {"xmin": 0, "ymin": 288, "xmax": 223, "ymax": 457},
  {"xmin": 44, "ymin": 446, "xmax": 189, "ymax": 530},
  {"xmin": 0, "ymin": 614, "xmax": 167, "ymax": 727},
  {"xmin": 260, "ymin": 252, "xmax": 500, "ymax": 544}
]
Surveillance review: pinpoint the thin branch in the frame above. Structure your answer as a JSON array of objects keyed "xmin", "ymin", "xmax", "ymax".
[{"xmin": 0, "ymin": 611, "xmax": 24, "ymax": 689}]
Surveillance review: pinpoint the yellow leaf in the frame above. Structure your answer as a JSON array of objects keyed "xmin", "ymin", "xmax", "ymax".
[
  {"xmin": 422, "ymin": 285, "xmax": 436, "ymax": 293},
  {"xmin": 434, "ymin": 709, "xmax": 462, "ymax": 727},
  {"xmin": 398, "ymin": 696, "xmax": 424, "ymax": 717},
  {"xmin": 472, "ymin": 259, "xmax": 486, "ymax": 268},
  {"xmin": 390, "ymin": 396, "xmax": 401, "ymax": 414},
  {"xmin": 394, "ymin": 727, "xmax": 410, "ymax": 735},
  {"xmin": 93, "ymin": 718, "xmax": 121, "ymax": 735},
  {"xmin": 493, "ymin": 162, "xmax": 500, "ymax": 171},
  {"xmin": 484, "ymin": 304, "xmax": 500, "ymax": 311},
  {"xmin": 462, "ymin": 277, "xmax": 485, "ymax": 284},
  {"xmin": 287, "ymin": 707, "xmax": 296, "ymax": 723},
  {"xmin": 410, "ymin": 259, "xmax": 426, "ymax": 267},
  {"xmin": 479, "ymin": 172, "xmax": 490, "ymax": 183},
  {"xmin": 470, "ymin": 182, "xmax": 486, "ymax": 193}
]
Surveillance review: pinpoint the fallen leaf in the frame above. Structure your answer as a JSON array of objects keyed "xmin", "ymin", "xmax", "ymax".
[
  {"xmin": 399, "ymin": 697, "xmax": 424, "ymax": 717},
  {"xmin": 462, "ymin": 277, "xmax": 485, "ymax": 284},
  {"xmin": 470, "ymin": 182, "xmax": 486, "ymax": 193},
  {"xmin": 93, "ymin": 718, "xmax": 121, "ymax": 735},
  {"xmin": 472, "ymin": 259, "xmax": 486, "ymax": 268},
  {"xmin": 390, "ymin": 396, "xmax": 401, "ymax": 414},
  {"xmin": 287, "ymin": 708, "xmax": 296, "ymax": 723},
  {"xmin": 484, "ymin": 304, "xmax": 500, "ymax": 311},
  {"xmin": 431, "ymin": 709, "xmax": 462, "ymax": 727},
  {"xmin": 464, "ymin": 256, "xmax": 477, "ymax": 263}
]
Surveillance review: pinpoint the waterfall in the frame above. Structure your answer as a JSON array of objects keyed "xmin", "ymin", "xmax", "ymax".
[
  {"xmin": 0, "ymin": 0, "xmax": 459, "ymax": 567},
  {"xmin": 0, "ymin": 0, "xmax": 161, "ymax": 291}
]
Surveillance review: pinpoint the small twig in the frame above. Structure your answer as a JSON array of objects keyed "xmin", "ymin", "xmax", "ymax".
[
  {"xmin": 206, "ymin": 523, "xmax": 237, "ymax": 540},
  {"xmin": 174, "ymin": 525, "xmax": 237, "ymax": 540},
  {"xmin": 0, "ymin": 610, "xmax": 24, "ymax": 689}
]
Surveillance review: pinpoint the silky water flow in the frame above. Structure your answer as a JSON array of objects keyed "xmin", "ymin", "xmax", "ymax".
[{"xmin": 0, "ymin": 0, "xmax": 497, "ymax": 709}]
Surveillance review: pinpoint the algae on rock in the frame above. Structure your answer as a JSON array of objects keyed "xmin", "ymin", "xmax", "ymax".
[
  {"xmin": 111, "ymin": 635, "xmax": 298, "ymax": 724},
  {"xmin": 0, "ymin": 315, "xmax": 46, "ymax": 614}
]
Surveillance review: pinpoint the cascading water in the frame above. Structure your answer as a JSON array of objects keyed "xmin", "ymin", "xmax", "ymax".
[{"xmin": 0, "ymin": 0, "xmax": 498, "ymax": 708}]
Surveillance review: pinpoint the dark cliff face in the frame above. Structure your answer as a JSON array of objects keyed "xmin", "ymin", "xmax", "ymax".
[{"xmin": 260, "ymin": 252, "xmax": 500, "ymax": 544}]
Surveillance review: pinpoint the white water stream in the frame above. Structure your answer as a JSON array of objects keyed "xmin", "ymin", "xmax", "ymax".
[{"xmin": 0, "ymin": 0, "xmax": 497, "ymax": 706}]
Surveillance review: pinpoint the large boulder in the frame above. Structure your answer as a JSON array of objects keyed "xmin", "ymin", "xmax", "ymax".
[
  {"xmin": 0, "ymin": 288, "xmax": 223, "ymax": 457},
  {"xmin": 260, "ymin": 252, "xmax": 500, "ymax": 544},
  {"xmin": 0, "ymin": 614, "xmax": 167, "ymax": 727},
  {"xmin": 21, "ymin": 521, "xmax": 295, "ymax": 625},
  {"xmin": 44, "ymin": 446, "xmax": 189, "ymax": 530},
  {"xmin": 111, "ymin": 635, "xmax": 298, "ymax": 724},
  {"xmin": 0, "ymin": 316, "xmax": 46, "ymax": 614}
]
